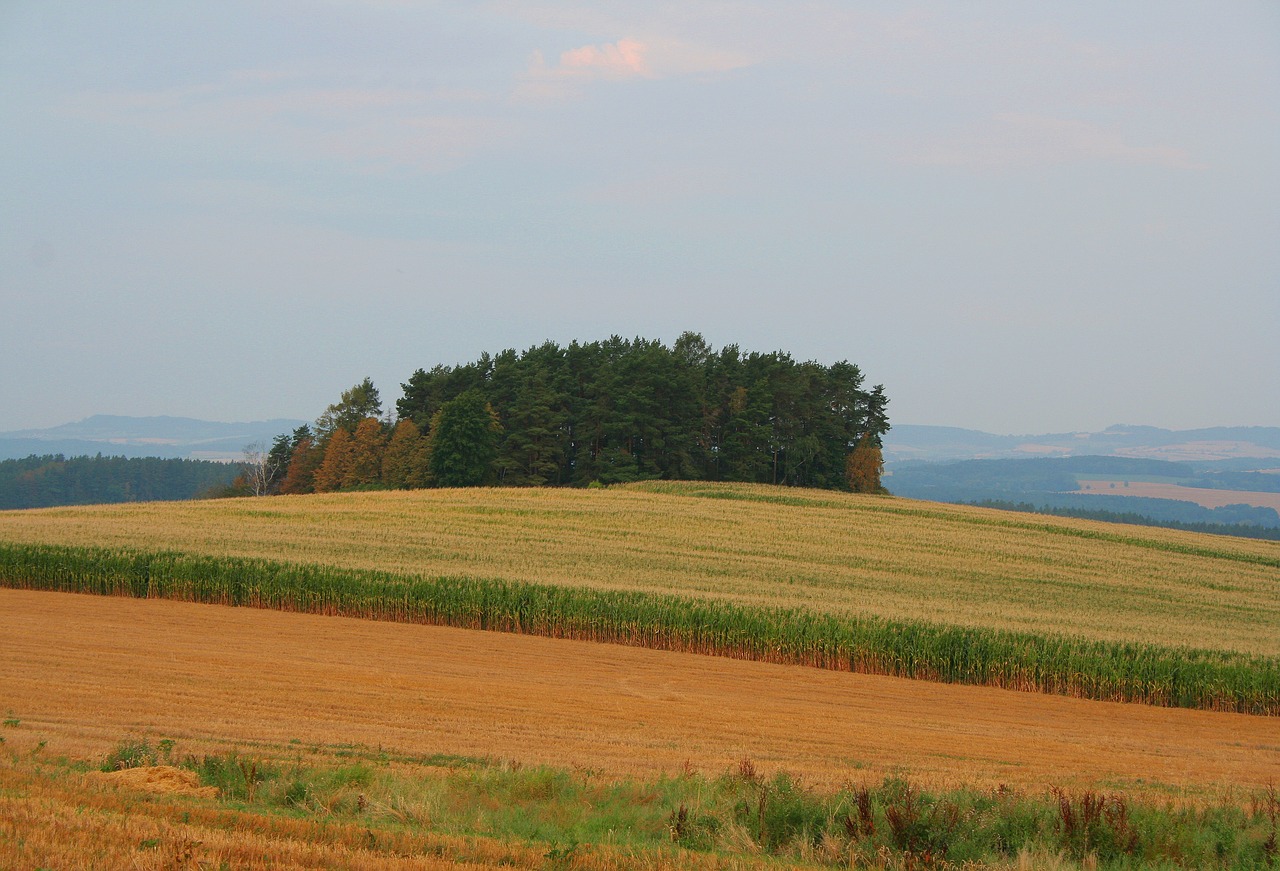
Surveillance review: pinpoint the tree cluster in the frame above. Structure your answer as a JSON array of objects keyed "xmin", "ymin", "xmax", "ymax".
[{"xmin": 264, "ymin": 333, "xmax": 889, "ymax": 495}]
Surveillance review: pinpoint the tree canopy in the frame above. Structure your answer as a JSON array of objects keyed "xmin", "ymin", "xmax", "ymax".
[{"xmin": 272, "ymin": 333, "xmax": 889, "ymax": 493}]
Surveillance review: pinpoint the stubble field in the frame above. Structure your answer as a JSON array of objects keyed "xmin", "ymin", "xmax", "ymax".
[{"xmin": 5, "ymin": 588, "xmax": 1274, "ymax": 795}]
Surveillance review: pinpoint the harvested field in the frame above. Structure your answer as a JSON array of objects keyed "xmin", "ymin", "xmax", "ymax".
[
  {"xmin": 1075, "ymin": 480, "xmax": 1280, "ymax": 512},
  {"xmin": 3, "ymin": 589, "xmax": 1276, "ymax": 798}
]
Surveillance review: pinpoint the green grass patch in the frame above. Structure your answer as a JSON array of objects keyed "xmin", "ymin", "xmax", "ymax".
[{"xmin": 86, "ymin": 741, "xmax": 1280, "ymax": 869}]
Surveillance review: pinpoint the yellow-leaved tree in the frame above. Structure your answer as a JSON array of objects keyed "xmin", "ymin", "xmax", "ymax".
[{"xmin": 845, "ymin": 432, "xmax": 885, "ymax": 494}]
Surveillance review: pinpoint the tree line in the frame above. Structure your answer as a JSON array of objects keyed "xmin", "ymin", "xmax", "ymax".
[
  {"xmin": 257, "ymin": 333, "xmax": 889, "ymax": 496},
  {"xmin": 0, "ymin": 454, "xmax": 239, "ymax": 509}
]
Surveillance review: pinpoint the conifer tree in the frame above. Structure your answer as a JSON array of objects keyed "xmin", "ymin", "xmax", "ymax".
[
  {"xmin": 278, "ymin": 436, "xmax": 321, "ymax": 495},
  {"xmin": 313, "ymin": 427, "xmax": 354, "ymax": 492},
  {"xmin": 346, "ymin": 417, "xmax": 387, "ymax": 488},
  {"xmin": 381, "ymin": 419, "xmax": 430, "ymax": 489},
  {"xmin": 428, "ymin": 391, "xmax": 501, "ymax": 487}
]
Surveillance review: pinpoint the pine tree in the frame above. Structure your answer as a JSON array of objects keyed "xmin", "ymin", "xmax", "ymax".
[
  {"xmin": 315, "ymin": 378, "xmax": 382, "ymax": 441},
  {"xmin": 428, "ymin": 391, "xmax": 501, "ymax": 487}
]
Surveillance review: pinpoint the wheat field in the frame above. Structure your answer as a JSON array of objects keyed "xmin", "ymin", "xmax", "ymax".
[{"xmin": 1, "ymin": 481, "xmax": 1276, "ymax": 656}]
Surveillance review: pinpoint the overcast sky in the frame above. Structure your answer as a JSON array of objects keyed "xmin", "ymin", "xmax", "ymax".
[{"xmin": 2, "ymin": 2, "xmax": 1277, "ymax": 435}]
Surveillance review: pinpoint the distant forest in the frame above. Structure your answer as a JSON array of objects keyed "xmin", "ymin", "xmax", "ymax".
[
  {"xmin": 0, "ymin": 455, "xmax": 238, "ymax": 510},
  {"xmin": 256, "ymin": 333, "xmax": 890, "ymax": 496}
]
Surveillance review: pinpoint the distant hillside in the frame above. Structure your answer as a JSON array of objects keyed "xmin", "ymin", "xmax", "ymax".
[
  {"xmin": 0, "ymin": 415, "xmax": 308, "ymax": 462},
  {"xmin": 885, "ymin": 424, "xmax": 1280, "ymax": 466},
  {"xmin": 0, "ymin": 455, "xmax": 240, "ymax": 510},
  {"xmin": 886, "ymin": 454, "xmax": 1280, "ymax": 538}
]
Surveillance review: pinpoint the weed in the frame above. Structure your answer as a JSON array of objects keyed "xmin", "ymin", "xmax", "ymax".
[
  {"xmin": 1261, "ymin": 783, "xmax": 1279, "ymax": 866},
  {"xmin": 237, "ymin": 757, "xmax": 260, "ymax": 803},
  {"xmin": 843, "ymin": 786, "xmax": 876, "ymax": 840},
  {"xmin": 543, "ymin": 840, "xmax": 578, "ymax": 866},
  {"xmin": 882, "ymin": 777, "xmax": 960, "ymax": 860},
  {"xmin": 1051, "ymin": 786, "xmax": 1141, "ymax": 861},
  {"xmin": 102, "ymin": 738, "xmax": 157, "ymax": 771}
]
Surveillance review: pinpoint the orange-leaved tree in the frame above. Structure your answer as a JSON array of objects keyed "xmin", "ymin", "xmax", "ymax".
[{"xmin": 845, "ymin": 431, "xmax": 885, "ymax": 494}]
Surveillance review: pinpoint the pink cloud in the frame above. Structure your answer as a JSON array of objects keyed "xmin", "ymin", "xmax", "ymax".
[{"xmin": 559, "ymin": 38, "xmax": 650, "ymax": 78}]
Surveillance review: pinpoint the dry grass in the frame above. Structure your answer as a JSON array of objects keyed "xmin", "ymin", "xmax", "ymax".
[
  {"xmin": 3, "ymin": 589, "xmax": 1275, "ymax": 799},
  {"xmin": 0, "ymin": 482, "xmax": 1277, "ymax": 656}
]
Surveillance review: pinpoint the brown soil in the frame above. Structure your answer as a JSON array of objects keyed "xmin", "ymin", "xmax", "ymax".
[{"xmin": 3, "ymin": 589, "xmax": 1276, "ymax": 797}]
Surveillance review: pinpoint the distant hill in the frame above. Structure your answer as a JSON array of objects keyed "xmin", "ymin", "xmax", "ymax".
[
  {"xmin": 885, "ymin": 424, "xmax": 1280, "ymax": 467},
  {"xmin": 0, "ymin": 415, "xmax": 308, "ymax": 462}
]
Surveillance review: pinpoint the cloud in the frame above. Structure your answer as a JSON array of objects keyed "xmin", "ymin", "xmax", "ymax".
[
  {"xmin": 896, "ymin": 113, "xmax": 1203, "ymax": 171},
  {"xmin": 560, "ymin": 38, "xmax": 650, "ymax": 78},
  {"xmin": 515, "ymin": 35, "xmax": 750, "ymax": 101}
]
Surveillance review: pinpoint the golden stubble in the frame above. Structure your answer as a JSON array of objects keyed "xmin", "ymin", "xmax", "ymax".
[{"xmin": 3, "ymin": 589, "xmax": 1276, "ymax": 800}]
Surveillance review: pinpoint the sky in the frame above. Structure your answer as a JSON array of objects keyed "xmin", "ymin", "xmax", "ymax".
[{"xmin": 1, "ymin": 2, "xmax": 1277, "ymax": 436}]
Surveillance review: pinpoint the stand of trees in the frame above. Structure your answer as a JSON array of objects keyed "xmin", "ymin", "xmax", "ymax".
[{"xmin": 264, "ymin": 333, "xmax": 889, "ymax": 495}]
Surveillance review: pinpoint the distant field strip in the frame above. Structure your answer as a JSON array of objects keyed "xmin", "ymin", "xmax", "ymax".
[{"xmin": 1075, "ymin": 480, "xmax": 1280, "ymax": 512}]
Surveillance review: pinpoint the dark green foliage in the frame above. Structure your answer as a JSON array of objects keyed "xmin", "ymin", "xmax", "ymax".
[
  {"xmin": 314, "ymin": 377, "xmax": 382, "ymax": 441},
  {"xmin": 2, "ymin": 541, "xmax": 1276, "ymax": 714},
  {"xmin": 396, "ymin": 332, "xmax": 890, "ymax": 490},
  {"xmin": 428, "ymin": 391, "xmax": 500, "ymax": 487},
  {"xmin": 0, "ymin": 455, "xmax": 240, "ymax": 509},
  {"xmin": 380, "ymin": 420, "xmax": 430, "ymax": 489}
]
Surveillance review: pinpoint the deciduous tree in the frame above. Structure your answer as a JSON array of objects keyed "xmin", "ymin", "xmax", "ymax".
[{"xmin": 845, "ymin": 432, "xmax": 885, "ymax": 494}]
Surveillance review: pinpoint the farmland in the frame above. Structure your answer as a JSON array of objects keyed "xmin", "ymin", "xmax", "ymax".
[
  {"xmin": 1075, "ymin": 479, "xmax": 1280, "ymax": 513},
  {"xmin": 1, "ymin": 482, "xmax": 1278, "ymax": 714},
  {"xmin": 3, "ymin": 589, "xmax": 1279, "ymax": 869},
  {"xmin": 2, "ymin": 483, "xmax": 1279, "ymax": 867},
  {"xmin": 1, "ymin": 481, "xmax": 1276, "ymax": 654}
]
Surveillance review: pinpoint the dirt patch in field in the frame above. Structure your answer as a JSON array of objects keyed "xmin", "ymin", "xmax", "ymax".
[
  {"xmin": 1074, "ymin": 480, "xmax": 1280, "ymax": 512},
  {"xmin": 93, "ymin": 765, "xmax": 219, "ymax": 798},
  {"xmin": 2, "ymin": 589, "xmax": 1276, "ymax": 797}
]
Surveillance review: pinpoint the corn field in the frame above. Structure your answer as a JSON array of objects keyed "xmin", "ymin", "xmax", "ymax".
[{"xmin": 2, "ymin": 540, "xmax": 1276, "ymax": 715}]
